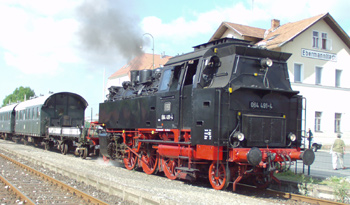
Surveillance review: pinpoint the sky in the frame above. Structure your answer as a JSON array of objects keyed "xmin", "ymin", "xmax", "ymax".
[{"xmin": 0, "ymin": 0, "xmax": 349, "ymax": 118}]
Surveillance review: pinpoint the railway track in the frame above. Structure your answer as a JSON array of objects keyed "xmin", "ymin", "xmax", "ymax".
[{"xmin": 0, "ymin": 153, "xmax": 109, "ymax": 205}]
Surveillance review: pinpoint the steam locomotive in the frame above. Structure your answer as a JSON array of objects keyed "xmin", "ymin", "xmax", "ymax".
[
  {"xmin": 0, "ymin": 92, "xmax": 98, "ymax": 158},
  {"xmin": 99, "ymin": 38, "xmax": 315, "ymax": 191}
]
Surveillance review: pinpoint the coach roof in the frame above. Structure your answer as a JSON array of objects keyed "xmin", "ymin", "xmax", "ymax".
[
  {"xmin": 15, "ymin": 92, "xmax": 88, "ymax": 111},
  {"xmin": 0, "ymin": 103, "xmax": 18, "ymax": 113}
]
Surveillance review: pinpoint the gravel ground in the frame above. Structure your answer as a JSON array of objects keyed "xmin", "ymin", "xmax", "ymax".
[{"xmin": 0, "ymin": 140, "xmax": 301, "ymax": 205}]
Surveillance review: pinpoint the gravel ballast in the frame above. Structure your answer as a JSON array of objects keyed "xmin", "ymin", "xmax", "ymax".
[{"xmin": 0, "ymin": 140, "xmax": 292, "ymax": 204}]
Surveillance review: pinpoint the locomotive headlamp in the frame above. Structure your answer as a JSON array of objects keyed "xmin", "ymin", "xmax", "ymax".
[
  {"xmin": 288, "ymin": 133, "xmax": 297, "ymax": 142},
  {"xmin": 234, "ymin": 132, "xmax": 245, "ymax": 141},
  {"xmin": 260, "ymin": 58, "xmax": 273, "ymax": 68}
]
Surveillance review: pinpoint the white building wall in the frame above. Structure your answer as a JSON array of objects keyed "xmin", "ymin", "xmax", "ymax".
[
  {"xmin": 281, "ymin": 20, "xmax": 350, "ymax": 146},
  {"xmin": 104, "ymin": 74, "xmax": 129, "ymax": 99}
]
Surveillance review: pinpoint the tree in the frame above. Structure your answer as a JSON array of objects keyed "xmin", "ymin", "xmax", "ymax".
[{"xmin": 2, "ymin": 87, "xmax": 35, "ymax": 107}]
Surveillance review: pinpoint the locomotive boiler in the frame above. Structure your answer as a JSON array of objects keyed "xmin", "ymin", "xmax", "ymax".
[{"xmin": 99, "ymin": 38, "xmax": 315, "ymax": 191}]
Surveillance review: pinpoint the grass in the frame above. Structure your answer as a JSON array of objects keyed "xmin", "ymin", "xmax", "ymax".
[
  {"xmin": 275, "ymin": 170, "xmax": 350, "ymax": 203},
  {"xmin": 275, "ymin": 170, "xmax": 321, "ymax": 184}
]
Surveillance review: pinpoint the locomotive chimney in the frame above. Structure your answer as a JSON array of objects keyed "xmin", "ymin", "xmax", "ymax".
[{"xmin": 271, "ymin": 19, "xmax": 280, "ymax": 30}]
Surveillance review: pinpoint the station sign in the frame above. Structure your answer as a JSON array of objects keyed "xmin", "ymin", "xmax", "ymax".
[{"xmin": 301, "ymin": 48, "xmax": 337, "ymax": 62}]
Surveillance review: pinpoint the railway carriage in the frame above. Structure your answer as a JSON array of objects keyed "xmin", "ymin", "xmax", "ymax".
[
  {"xmin": 0, "ymin": 92, "xmax": 92, "ymax": 156},
  {"xmin": 99, "ymin": 38, "xmax": 315, "ymax": 191},
  {"xmin": 0, "ymin": 103, "xmax": 18, "ymax": 140}
]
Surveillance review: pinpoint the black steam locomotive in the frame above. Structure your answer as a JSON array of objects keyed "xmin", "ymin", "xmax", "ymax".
[{"xmin": 99, "ymin": 38, "xmax": 314, "ymax": 191}]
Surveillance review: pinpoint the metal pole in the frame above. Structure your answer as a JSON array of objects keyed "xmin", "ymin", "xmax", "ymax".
[{"xmin": 143, "ymin": 33, "xmax": 154, "ymax": 69}]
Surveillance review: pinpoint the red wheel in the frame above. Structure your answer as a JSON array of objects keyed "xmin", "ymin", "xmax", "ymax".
[
  {"xmin": 141, "ymin": 150, "xmax": 158, "ymax": 175},
  {"xmin": 123, "ymin": 150, "xmax": 138, "ymax": 170},
  {"xmin": 162, "ymin": 157, "xmax": 180, "ymax": 180},
  {"xmin": 208, "ymin": 161, "xmax": 229, "ymax": 190},
  {"xmin": 102, "ymin": 155, "xmax": 110, "ymax": 164}
]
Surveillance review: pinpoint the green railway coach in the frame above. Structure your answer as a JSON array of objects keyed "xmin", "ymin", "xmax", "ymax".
[
  {"xmin": 12, "ymin": 92, "xmax": 88, "ymax": 152},
  {"xmin": 0, "ymin": 103, "xmax": 18, "ymax": 139}
]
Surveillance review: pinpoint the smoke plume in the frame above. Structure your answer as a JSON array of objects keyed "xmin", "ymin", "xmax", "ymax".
[{"xmin": 76, "ymin": 0, "xmax": 144, "ymax": 65}]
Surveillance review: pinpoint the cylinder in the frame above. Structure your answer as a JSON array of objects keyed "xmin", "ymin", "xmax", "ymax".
[{"xmin": 158, "ymin": 145, "xmax": 194, "ymax": 158}]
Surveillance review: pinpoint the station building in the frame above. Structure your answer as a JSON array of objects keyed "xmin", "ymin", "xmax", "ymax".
[{"xmin": 210, "ymin": 13, "xmax": 350, "ymax": 146}]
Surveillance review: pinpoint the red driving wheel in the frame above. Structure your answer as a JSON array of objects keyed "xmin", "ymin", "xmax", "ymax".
[
  {"xmin": 141, "ymin": 150, "xmax": 158, "ymax": 175},
  {"xmin": 123, "ymin": 150, "xmax": 138, "ymax": 170},
  {"xmin": 162, "ymin": 157, "xmax": 180, "ymax": 180},
  {"xmin": 208, "ymin": 161, "xmax": 229, "ymax": 190}
]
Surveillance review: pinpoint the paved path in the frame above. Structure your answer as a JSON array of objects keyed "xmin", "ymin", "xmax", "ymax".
[{"xmin": 291, "ymin": 150, "xmax": 350, "ymax": 179}]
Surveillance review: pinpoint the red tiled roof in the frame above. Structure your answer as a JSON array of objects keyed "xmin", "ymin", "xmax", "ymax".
[
  {"xmin": 211, "ymin": 13, "xmax": 350, "ymax": 50},
  {"xmin": 109, "ymin": 53, "xmax": 172, "ymax": 79},
  {"xmin": 259, "ymin": 13, "xmax": 327, "ymax": 49},
  {"xmin": 209, "ymin": 22, "xmax": 265, "ymax": 42},
  {"xmin": 224, "ymin": 22, "xmax": 266, "ymax": 38}
]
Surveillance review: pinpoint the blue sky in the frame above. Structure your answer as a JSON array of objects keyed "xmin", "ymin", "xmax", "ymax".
[{"xmin": 0, "ymin": 0, "xmax": 349, "ymax": 118}]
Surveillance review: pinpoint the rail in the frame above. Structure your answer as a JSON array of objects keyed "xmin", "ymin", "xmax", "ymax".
[
  {"xmin": 0, "ymin": 173, "xmax": 36, "ymax": 205},
  {"xmin": 0, "ymin": 153, "xmax": 109, "ymax": 205}
]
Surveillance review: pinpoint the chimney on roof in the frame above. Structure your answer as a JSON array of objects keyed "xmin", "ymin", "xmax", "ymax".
[{"xmin": 271, "ymin": 19, "xmax": 280, "ymax": 30}]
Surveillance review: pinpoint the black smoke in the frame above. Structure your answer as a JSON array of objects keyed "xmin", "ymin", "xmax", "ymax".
[{"xmin": 76, "ymin": 0, "xmax": 144, "ymax": 65}]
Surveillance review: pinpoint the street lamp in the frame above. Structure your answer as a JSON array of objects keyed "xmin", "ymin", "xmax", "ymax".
[{"xmin": 143, "ymin": 33, "xmax": 154, "ymax": 69}]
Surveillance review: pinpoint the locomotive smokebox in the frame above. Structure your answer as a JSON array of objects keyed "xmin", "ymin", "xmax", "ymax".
[
  {"xmin": 247, "ymin": 147, "xmax": 262, "ymax": 166},
  {"xmin": 139, "ymin": 69, "xmax": 152, "ymax": 84}
]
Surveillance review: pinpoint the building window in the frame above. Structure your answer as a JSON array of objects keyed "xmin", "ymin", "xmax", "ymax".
[
  {"xmin": 335, "ymin": 113, "xmax": 341, "ymax": 133},
  {"xmin": 321, "ymin": 32, "xmax": 332, "ymax": 50},
  {"xmin": 294, "ymin": 63, "xmax": 303, "ymax": 83},
  {"xmin": 312, "ymin": 31, "xmax": 319, "ymax": 48},
  {"xmin": 315, "ymin": 112, "xmax": 322, "ymax": 132},
  {"xmin": 315, "ymin": 66, "xmax": 322, "ymax": 85},
  {"xmin": 335, "ymin": 69, "xmax": 342, "ymax": 87}
]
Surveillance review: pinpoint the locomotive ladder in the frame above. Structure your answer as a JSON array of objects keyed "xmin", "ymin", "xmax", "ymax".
[{"xmin": 215, "ymin": 89, "xmax": 231, "ymax": 181}]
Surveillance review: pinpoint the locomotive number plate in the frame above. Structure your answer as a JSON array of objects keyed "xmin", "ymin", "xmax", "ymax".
[{"xmin": 249, "ymin": 101, "xmax": 273, "ymax": 110}]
